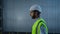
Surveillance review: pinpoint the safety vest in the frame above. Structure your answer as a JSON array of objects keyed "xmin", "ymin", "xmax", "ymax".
[{"xmin": 32, "ymin": 18, "xmax": 48, "ymax": 34}]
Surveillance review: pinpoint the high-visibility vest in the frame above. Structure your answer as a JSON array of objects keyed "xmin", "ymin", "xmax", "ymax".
[{"xmin": 32, "ymin": 18, "xmax": 48, "ymax": 34}]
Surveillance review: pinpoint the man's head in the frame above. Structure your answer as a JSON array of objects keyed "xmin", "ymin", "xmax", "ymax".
[
  {"xmin": 30, "ymin": 4, "xmax": 42, "ymax": 19},
  {"xmin": 30, "ymin": 10, "xmax": 41, "ymax": 19}
]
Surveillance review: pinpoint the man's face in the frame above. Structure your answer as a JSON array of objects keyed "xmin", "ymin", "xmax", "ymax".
[{"xmin": 30, "ymin": 10, "xmax": 39, "ymax": 19}]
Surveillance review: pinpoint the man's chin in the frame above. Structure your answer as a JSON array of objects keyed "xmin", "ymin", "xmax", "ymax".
[
  {"xmin": 32, "ymin": 17, "xmax": 36, "ymax": 19},
  {"xmin": 31, "ymin": 16, "xmax": 39, "ymax": 19}
]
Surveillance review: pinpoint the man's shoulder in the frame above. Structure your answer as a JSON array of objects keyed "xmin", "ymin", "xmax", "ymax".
[
  {"xmin": 40, "ymin": 18, "xmax": 44, "ymax": 21},
  {"xmin": 39, "ymin": 18, "xmax": 46, "ymax": 23}
]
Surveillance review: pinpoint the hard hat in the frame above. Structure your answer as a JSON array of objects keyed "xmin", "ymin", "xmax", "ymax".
[{"xmin": 30, "ymin": 4, "xmax": 42, "ymax": 12}]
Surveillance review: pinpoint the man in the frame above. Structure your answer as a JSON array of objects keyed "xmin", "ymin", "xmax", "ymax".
[{"xmin": 30, "ymin": 4, "xmax": 48, "ymax": 34}]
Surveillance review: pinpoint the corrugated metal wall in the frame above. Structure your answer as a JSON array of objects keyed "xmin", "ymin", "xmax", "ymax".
[{"xmin": 3, "ymin": 0, "xmax": 60, "ymax": 33}]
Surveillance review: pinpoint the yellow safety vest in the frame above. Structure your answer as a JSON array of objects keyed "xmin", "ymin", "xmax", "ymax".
[{"xmin": 32, "ymin": 18, "xmax": 48, "ymax": 34}]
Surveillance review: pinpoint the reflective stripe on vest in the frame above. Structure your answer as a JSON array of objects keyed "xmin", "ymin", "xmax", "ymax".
[{"xmin": 32, "ymin": 18, "xmax": 48, "ymax": 34}]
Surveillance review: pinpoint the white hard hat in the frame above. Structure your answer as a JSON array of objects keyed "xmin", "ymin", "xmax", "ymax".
[{"xmin": 30, "ymin": 4, "xmax": 42, "ymax": 12}]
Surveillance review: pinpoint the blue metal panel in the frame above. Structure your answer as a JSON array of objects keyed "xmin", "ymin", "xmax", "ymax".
[{"xmin": 3, "ymin": 0, "xmax": 60, "ymax": 33}]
